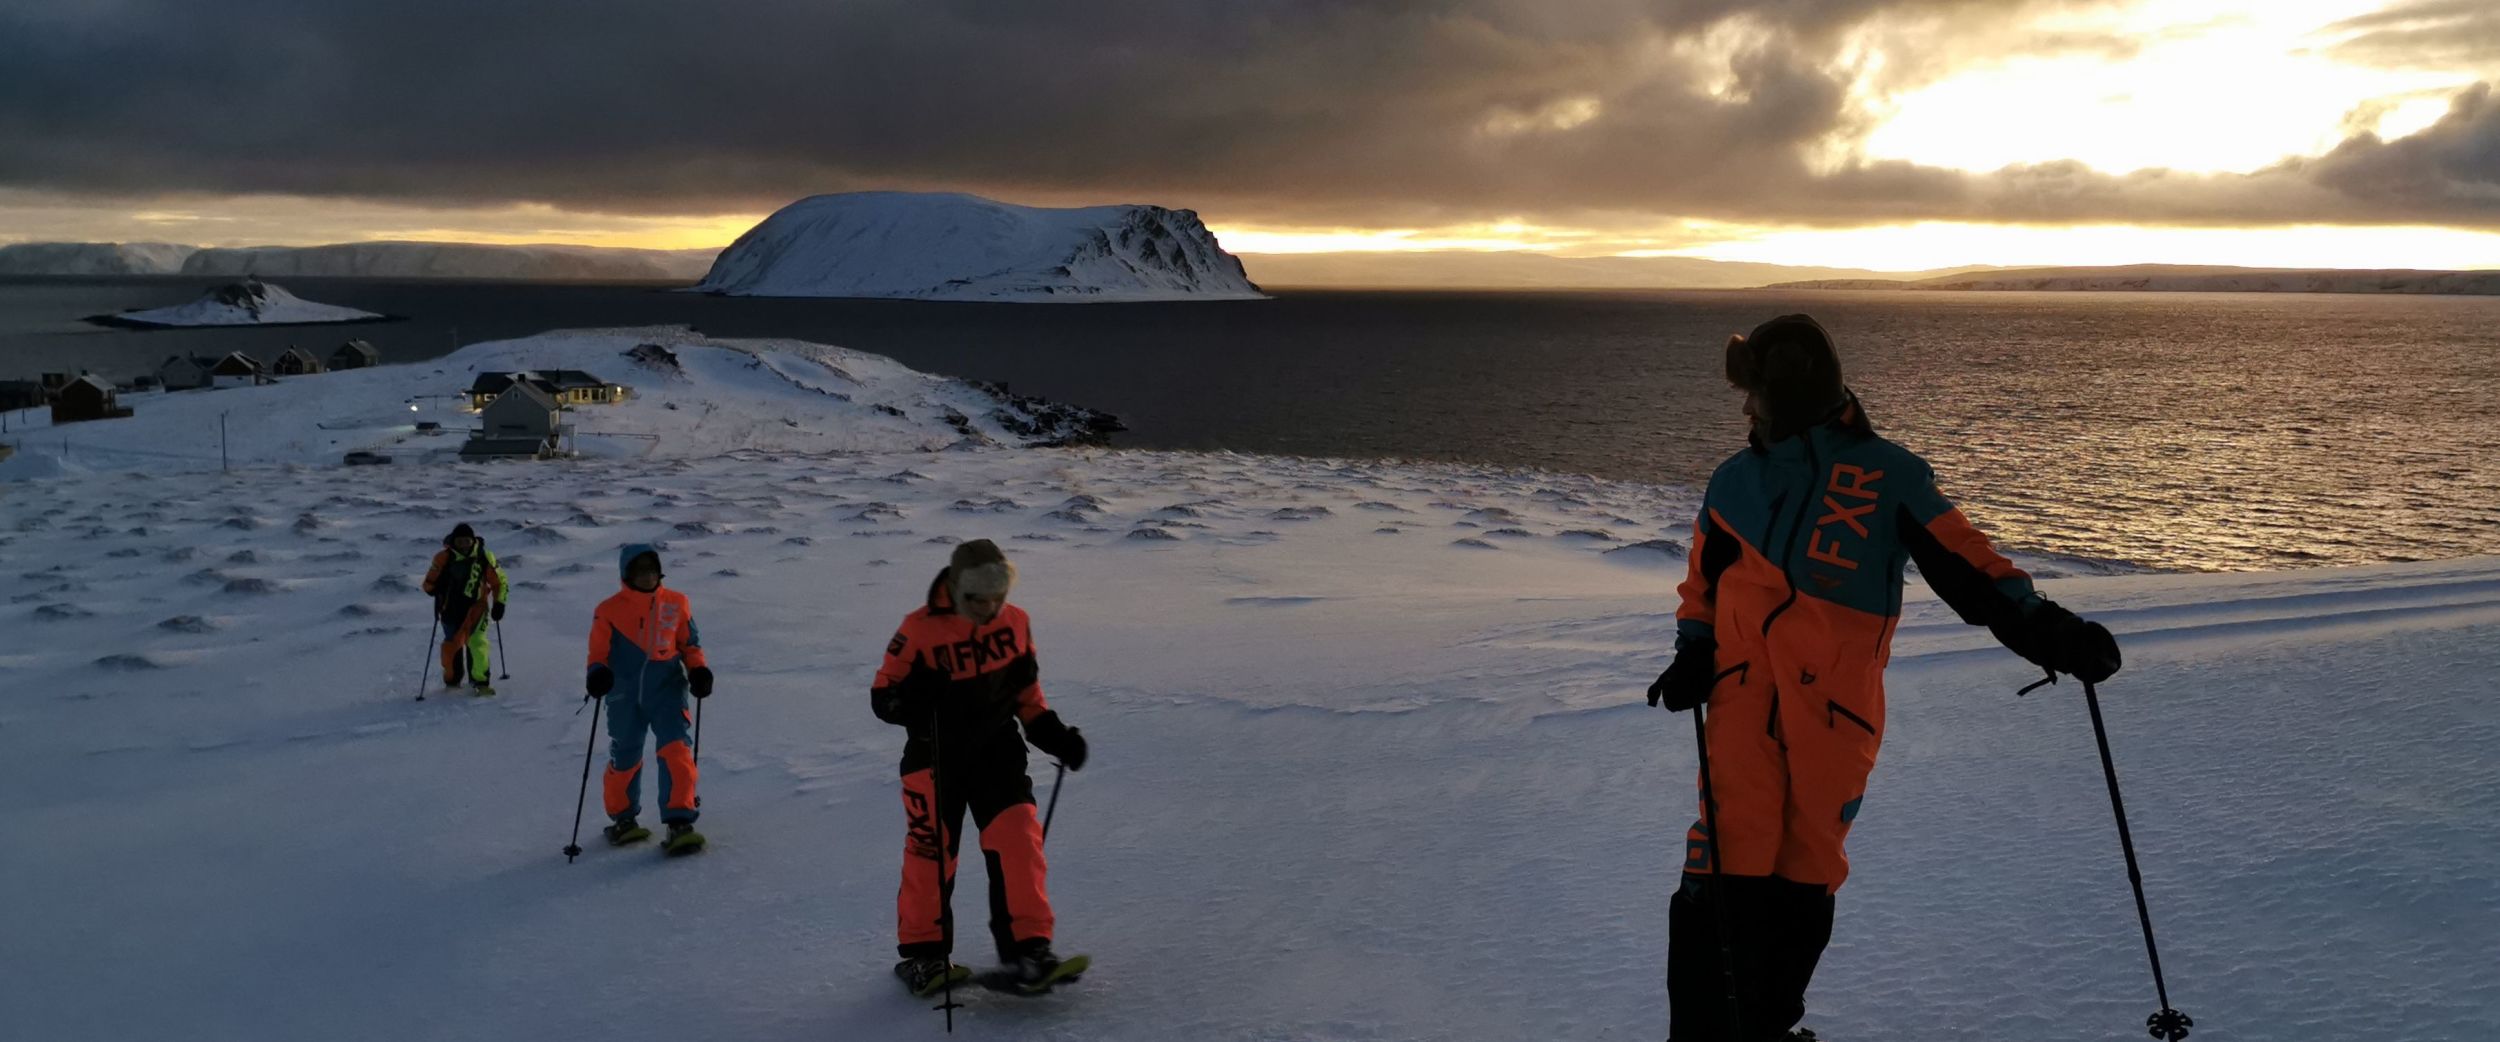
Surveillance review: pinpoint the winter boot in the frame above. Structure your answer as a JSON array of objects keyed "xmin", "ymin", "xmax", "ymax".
[
  {"xmin": 895, "ymin": 956, "xmax": 971, "ymax": 997},
  {"xmin": 471, "ymin": 680, "xmax": 496, "ymax": 697},
  {"xmin": 603, "ymin": 817, "xmax": 651, "ymax": 846},
  {"xmin": 662, "ymin": 822, "xmax": 706, "ymax": 856},
  {"xmin": 1002, "ymin": 941, "xmax": 1090, "ymax": 995}
]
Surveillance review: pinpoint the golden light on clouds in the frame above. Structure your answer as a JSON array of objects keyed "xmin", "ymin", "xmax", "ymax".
[{"xmin": 1859, "ymin": 1, "xmax": 2478, "ymax": 175}]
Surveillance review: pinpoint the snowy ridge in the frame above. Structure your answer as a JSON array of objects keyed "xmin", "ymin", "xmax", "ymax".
[
  {"xmin": 695, "ymin": 191, "xmax": 1266, "ymax": 301},
  {"xmin": 182, "ymin": 241, "xmax": 719, "ymax": 281},
  {"xmin": 0, "ymin": 326, "xmax": 1117, "ymax": 479},
  {"xmin": 0, "ymin": 241, "xmax": 195, "ymax": 275},
  {"xmin": 1772, "ymin": 263, "xmax": 2500, "ymax": 295},
  {"xmin": 2, "ymin": 443, "xmax": 2494, "ymax": 1041},
  {"xmin": 94, "ymin": 278, "xmax": 385, "ymax": 328}
]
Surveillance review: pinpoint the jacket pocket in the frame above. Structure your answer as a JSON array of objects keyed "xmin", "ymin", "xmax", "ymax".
[{"xmin": 1826, "ymin": 699, "xmax": 1876, "ymax": 736}]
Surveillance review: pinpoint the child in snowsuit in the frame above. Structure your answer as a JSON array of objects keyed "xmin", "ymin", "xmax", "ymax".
[
  {"xmin": 585, "ymin": 543, "xmax": 714, "ymax": 856},
  {"xmin": 873, "ymin": 539, "xmax": 1090, "ymax": 996},
  {"xmin": 422, "ymin": 522, "xmax": 508, "ymax": 695},
  {"xmin": 1648, "ymin": 314, "xmax": 2123, "ymax": 1042}
]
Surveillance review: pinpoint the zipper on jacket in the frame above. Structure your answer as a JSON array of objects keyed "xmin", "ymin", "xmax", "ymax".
[
  {"xmin": 1760, "ymin": 438, "xmax": 1819, "ymax": 637},
  {"xmin": 1827, "ymin": 699, "xmax": 1875, "ymax": 735}
]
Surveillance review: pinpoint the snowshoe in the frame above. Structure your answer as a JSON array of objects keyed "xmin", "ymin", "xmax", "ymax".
[
  {"xmin": 895, "ymin": 956, "xmax": 973, "ymax": 997},
  {"xmin": 603, "ymin": 818, "xmax": 651, "ymax": 846},
  {"xmin": 470, "ymin": 681, "xmax": 496, "ymax": 697},
  {"xmin": 979, "ymin": 944, "xmax": 1090, "ymax": 996},
  {"xmin": 662, "ymin": 822, "xmax": 706, "ymax": 857}
]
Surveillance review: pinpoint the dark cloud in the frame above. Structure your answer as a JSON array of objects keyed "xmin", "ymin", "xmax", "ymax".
[{"xmin": 0, "ymin": 0, "xmax": 2492, "ymax": 232}]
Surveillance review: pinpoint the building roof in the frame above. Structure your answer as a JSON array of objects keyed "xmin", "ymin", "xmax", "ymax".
[
  {"xmin": 211, "ymin": 351, "xmax": 263, "ymax": 374},
  {"xmin": 488, "ymin": 381, "xmax": 561, "ymax": 412},
  {"xmin": 333, "ymin": 340, "xmax": 381, "ymax": 361},
  {"xmin": 64, "ymin": 374, "xmax": 115, "ymax": 396},
  {"xmin": 535, "ymin": 369, "xmax": 611, "ymax": 390}
]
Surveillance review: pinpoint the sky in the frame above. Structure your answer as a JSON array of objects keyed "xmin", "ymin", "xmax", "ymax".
[{"xmin": 1, "ymin": 0, "xmax": 2496, "ymax": 271}]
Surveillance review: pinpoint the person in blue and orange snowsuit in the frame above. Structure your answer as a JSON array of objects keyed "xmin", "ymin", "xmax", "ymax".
[
  {"xmin": 585, "ymin": 543, "xmax": 714, "ymax": 856},
  {"xmin": 873, "ymin": 539, "xmax": 1090, "ymax": 997},
  {"xmin": 421, "ymin": 523, "xmax": 508, "ymax": 695},
  {"xmin": 1649, "ymin": 314, "xmax": 2123, "ymax": 1042}
]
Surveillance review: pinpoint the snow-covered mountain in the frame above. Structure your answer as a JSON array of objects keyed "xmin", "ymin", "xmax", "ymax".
[
  {"xmin": 93, "ymin": 278, "xmax": 385, "ymax": 328},
  {"xmin": 694, "ymin": 192, "xmax": 1266, "ymax": 301},
  {"xmin": 181, "ymin": 242, "xmax": 720, "ymax": 281},
  {"xmin": 1772, "ymin": 264, "xmax": 2500, "ymax": 295},
  {"xmin": 0, "ymin": 241, "xmax": 195, "ymax": 275},
  {"xmin": 0, "ymin": 326, "xmax": 1117, "ymax": 479}
]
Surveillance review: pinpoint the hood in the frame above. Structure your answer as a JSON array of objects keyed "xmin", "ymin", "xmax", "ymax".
[
  {"xmin": 618, "ymin": 543, "xmax": 663, "ymax": 584},
  {"xmin": 444, "ymin": 522, "xmax": 478, "ymax": 547}
]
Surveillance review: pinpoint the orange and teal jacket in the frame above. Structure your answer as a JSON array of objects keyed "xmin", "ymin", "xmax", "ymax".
[
  {"xmin": 871, "ymin": 568, "xmax": 1049, "ymax": 774},
  {"xmin": 1676, "ymin": 399, "xmax": 2040, "ymax": 680},
  {"xmin": 588, "ymin": 543, "xmax": 706, "ymax": 698}
]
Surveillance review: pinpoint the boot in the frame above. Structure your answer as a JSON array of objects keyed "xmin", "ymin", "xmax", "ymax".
[
  {"xmin": 662, "ymin": 821, "xmax": 706, "ymax": 856},
  {"xmin": 894, "ymin": 956, "xmax": 970, "ymax": 997},
  {"xmin": 603, "ymin": 817, "xmax": 651, "ymax": 846}
]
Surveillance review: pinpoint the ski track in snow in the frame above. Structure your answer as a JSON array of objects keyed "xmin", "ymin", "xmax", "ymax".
[{"xmin": 2, "ymin": 448, "xmax": 2495, "ymax": 1041}]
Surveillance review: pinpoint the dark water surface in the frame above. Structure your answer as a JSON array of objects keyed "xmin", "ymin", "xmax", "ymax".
[{"xmin": 5, "ymin": 276, "xmax": 2495, "ymax": 571}]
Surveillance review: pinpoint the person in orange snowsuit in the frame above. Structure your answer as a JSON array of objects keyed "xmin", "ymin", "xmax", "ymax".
[
  {"xmin": 873, "ymin": 539, "xmax": 1089, "ymax": 996},
  {"xmin": 1648, "ymin": 314, "xmax": 2122, "ymax": 1042}
]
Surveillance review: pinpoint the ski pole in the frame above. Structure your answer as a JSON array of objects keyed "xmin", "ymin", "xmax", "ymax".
[
  {"xmin": 691, "ymin": 690, "xmax": 703, "ymax": 809},
  {"xmin": 2082, "ymin": 680, "xmax": 2192, "ymax": 1041},
  {"xmin": 1041, "ymin": 761, "xmax": 1066, "ymax": 840},
  {"xmin": 1692, "ymin": 704, "xmax": 1745, "ymax": 1042},
  {"xmin": 494, "ymin": 614, "xmax": 511, "ymax": 680},
  {"xmin": 414, "ymin": 597, "xmax": 442, "ymax": 701},
  {"xmin": 563, "ymin": 692, "xmax": 605, "ymax": 863},
  {"xmin": 928, "ymin": 712, "xmax": 962, "ymax": 1030}
]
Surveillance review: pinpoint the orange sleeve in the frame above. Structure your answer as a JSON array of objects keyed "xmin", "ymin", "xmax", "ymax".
[
  {"xmin": 586, "ymin": 598, "xmax": 613, "ymax": 670},
  {"xmin": 873, "ymin": 619, "xmax": 918, "ymax": 691},
  {"xmin": 675, "ymin": 592, "xmax": 707, "ymax": 669},
  {"xmin": 421, "ymin": 550, "xmax": 448, "ymax": 597}
]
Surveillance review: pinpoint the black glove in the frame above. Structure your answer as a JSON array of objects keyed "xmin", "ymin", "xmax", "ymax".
[
  {"xmin": 687, "ymin": 665, "xmax": 714, "ymax": 699},
  {"xmin": 1993, "ymin": 598, "xmax": 2121, "ymax": 685},
  {"xmin": 1647, "ymin": 637, "xmax": 1720, "ymax": 712},
  {"xmin": 871, "ymin": 667, "xmax": 943, "ymax": 727},
  {"xmin": 585, "ymin": 664, "xmax": 613, "ymax": 701},
  {"xmin": 490, "ymin": 601, "xmax": 506, "ymax": 622},
  {"xmin": 1024, "ymin": 710, "xmax": 1088, "ymax": 771}
]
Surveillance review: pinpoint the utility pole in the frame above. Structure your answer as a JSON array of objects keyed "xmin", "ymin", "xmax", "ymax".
[{"xmin": 220, "ymin": 410, "xmax": 230, "ymax": 473}]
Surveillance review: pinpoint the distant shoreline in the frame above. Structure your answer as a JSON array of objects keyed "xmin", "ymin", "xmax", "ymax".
[
  {"xmin": 83, "ymin": 312, "xmax": 407, "ymax": 330},
  {"xmin": 1766, "ymin": 265, "xmax": 2500, "ymax": 296}
]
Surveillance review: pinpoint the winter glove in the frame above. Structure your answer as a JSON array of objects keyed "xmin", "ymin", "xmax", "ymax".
[
  {"xmin": 687, "ymin": 665, "xmax": 714, "ymax": 699},
  {"xmin": 1646, "ymin": 637, "xmax": 1720, "ymax": 712},
  {"xmin": 585, "ymin": 664, "xmax": 614, "ymax": 701},
  {"xmin": 1023, "ymin": 710, "xmax": 1088, "ymax": 771},
  {"xmin": 490, "ymin": 601, "xmax": 506, "ymax": 622},
  {"xmin": 871, "ymin": 667, "xmax": 942, "ymax": 727},
  {"xmin": 1993, "ymin": 598, "xmax": 2122, "ymax": 685}
]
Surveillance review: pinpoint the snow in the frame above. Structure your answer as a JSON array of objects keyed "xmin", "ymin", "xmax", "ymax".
[
  {"xmin": 695, "ymin": 191, "xmax": 1267, "ymax": 302},
  {"xmin": 3, "ymin": 339, "xmax": 2495, "ymax": 1041},
  {"xmin": 0, "ymin": 241, "xmax": 194, "ymax": 275},
  {"xmin": 99, "ymin": 279, "xmax": 384, "ymax": 328},
  {"xmin": 0, "ymin": 326, "xmax": 1115, "ymax": 479},
  {"xmin": 182, "ymin": 242, "xmax": 719, "ymax": 281},
  {"xmin": 0, "ymin": 241, "xmax": 719, "ymax": 280}
]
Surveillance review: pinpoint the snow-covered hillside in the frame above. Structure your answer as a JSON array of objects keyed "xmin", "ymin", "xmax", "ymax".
[
  {"xmin": 3, "ymin": 440, "xmax": 2493, "ymax": 1041},
  {"xmin": 695, "ymin": 192, "xmax": 1266, "ymax": 301},
  {"xmin": 90, "ymin": 279, "xmax": 386, "ymax": 328},
  {"xmin": 0, "ymin": 327, "xmax": 1117, "ymax": 479},
  {"xmin": 0, "ymin": 241, "xmax": 195, "ymax": 275},
  {"xmin": 182, "ymin": 242, "xmax": 720, "ymax": 281}
]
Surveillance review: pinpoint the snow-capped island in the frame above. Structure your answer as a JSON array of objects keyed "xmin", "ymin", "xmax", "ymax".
[
  {"xmin": 87, "ymin": 278, "xmax": 392, "ymax": 329},
  {"xmin": 694, "ymin": 191, "xmax": 1267, "ymax": 302}
]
